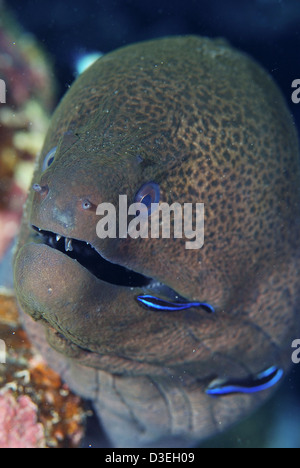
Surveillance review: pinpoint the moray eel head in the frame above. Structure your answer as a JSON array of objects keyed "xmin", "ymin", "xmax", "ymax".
[{"xmin": 13, "ymin": 36, "xmax": 300, "ymax": 447}]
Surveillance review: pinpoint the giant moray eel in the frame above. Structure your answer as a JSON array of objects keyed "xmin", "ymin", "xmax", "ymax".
[{"xmin": 14, "ymin": 36, "xmax": 300, "ymax": 447}]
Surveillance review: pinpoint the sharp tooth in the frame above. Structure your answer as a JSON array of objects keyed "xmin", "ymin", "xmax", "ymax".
[
  {"xmin": 56, "ymin": 235, "xmax": 61, "ymax": 242},
  {"xmin": 65, "ymin": 238, "xmax": 73, "ymax": 252}
]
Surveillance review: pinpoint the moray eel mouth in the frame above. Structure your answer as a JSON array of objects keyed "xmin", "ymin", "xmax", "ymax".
[
  {"xmin": 32, "ymin": 226, "xmax": 150, "ymax": 288},
  {"xmin": 31, "ymin": 225, "xmax": 189, "ymax": 303}
]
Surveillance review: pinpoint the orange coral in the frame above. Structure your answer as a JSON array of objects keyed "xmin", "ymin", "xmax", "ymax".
[{"xmin": 0, "ymin": 293, "xmax": 86, "ymax": 448}]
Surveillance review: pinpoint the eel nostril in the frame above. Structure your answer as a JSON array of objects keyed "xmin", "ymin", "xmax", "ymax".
[{"xmin": 32, "ymin": 183, "xmax": 49, "ymax": 196}]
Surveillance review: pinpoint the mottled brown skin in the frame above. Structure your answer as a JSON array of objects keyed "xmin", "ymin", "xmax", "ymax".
[{"xmin": 14, "ymin": 36, "xmax": 300, "ymax": 447}]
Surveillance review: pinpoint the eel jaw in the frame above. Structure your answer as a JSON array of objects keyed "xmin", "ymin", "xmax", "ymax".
[{"xmin": 31, "ymin": 225, "xmax": 185, "ymax": 300}]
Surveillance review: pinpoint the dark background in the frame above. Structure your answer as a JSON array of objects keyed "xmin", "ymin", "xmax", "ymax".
[
  {"xmin": 6, "ymin": 0, "xmax": 300, "ymax": 130},
  {"xmin": 5, "ymin": 0, "xmax": 300, "ymax": 447}
]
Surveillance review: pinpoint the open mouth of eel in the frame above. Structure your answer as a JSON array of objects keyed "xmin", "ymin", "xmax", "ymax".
[
  {"xmin": 30, "ymin": 227, "xmax": 284, "ymax": 397},
  {"xmin": 32, "ymin": 226, "xmax": 214, "ymax": 313}
]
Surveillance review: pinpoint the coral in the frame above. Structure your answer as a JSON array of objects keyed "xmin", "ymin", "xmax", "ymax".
[
  {"xmin": 0, "ymin": 5, "xmax": 86, "ymax": 448},
  {"xmin": 0, "ymin": 1, "xmax": 56, "ymax": 259},
  {"xmin": 0, "ymin": 390, "xmax": 45, "ymax": 448},
  {"xmin": 0, "ymin": 292, "xmax": 86, "ymax": 447}
]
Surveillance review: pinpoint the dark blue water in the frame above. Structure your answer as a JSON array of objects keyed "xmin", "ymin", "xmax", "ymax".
[{"xmin": 7, "ymin": 0, "xmax": 300, "ymax": 129}]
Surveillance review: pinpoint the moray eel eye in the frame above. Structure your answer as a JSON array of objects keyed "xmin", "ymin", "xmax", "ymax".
[
  {"xmin": 134, "ymin": 182, "xmax": 160, "ymax": 216},
  {"xmin": 82, "ymin": 199, "xmax": 92, "ymax": 210},
  {"xmin": 42, "ymin": 146, "xmax": 57, "ymax": 172}
]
